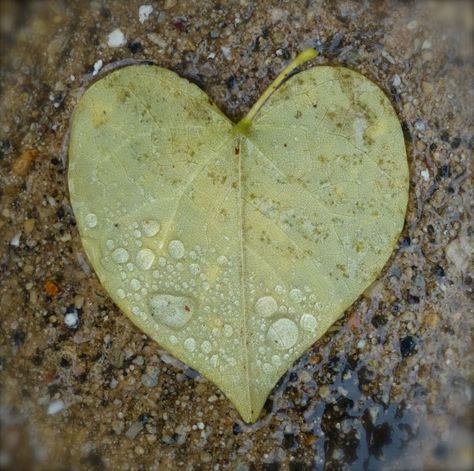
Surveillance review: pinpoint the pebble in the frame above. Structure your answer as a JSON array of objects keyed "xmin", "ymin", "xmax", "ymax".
[
  {"xmin": 421, "ymin": 169, "xmax": 430, "ymax": 181},
  {"xmin": 221, "ymin": 46, "xmax": 231, "ymax": 60},
  {"xmin": 319, "ymin": 385, "xmax": 330, "ymax": 398},
  {"xmin": 23, "ymin": 218, "xmax": 36, "ymax": 234},
  {"xmin": 400, "ymin": 335, "xmax": 417, "ymax": 357},
  {"xmin": 421, "ymin": 81, "xmax": 434, "ymax": 94},
  {"xmin": 446, "ymin": 237, "xmax": 472, "ymax": 274},
  {"xmin": 125, "ymin": 421, "xmax": 144, "ymax": 439},
  {"xmin": 64, "ymin": 309, "xmax": 79, "ymax": 328},
  {"xmin": 92, "ymin": 59, "xmax": 103, "ymax": 76},
  {"xmin": 392, "ymin": 74, "xmax": 401, "ymax": 87},
  {"xmin": 138, "ymin": 5, "xmax": 153, "ymax": 23},
  {"xmin": 147, "ymin": 33, "xmax": 167, "ymax": 49},
  {"xmin": 107, "ymin": 29, "xmax": 126, "ymax": 48},
  {"xmin": 421, "ymin": 39, "xmax": 432, "ymax": 49},
  {"xmin": 11, "ymin": 149, "xmax": 38, "ymax": 176},
  {"xmin": 141, "ymin": 368, "xmax": 159, "ymax": 388},
  {"xmin": 10, "ymin": 232, "xmax": 21, "ymax": 247},
  {"xmin": 47, "ymin": 399, "xmax": 65, "ymax": 415},
  {"xmin": 414, "ymin": 120, "xmax": 426, "ymax": 131}
]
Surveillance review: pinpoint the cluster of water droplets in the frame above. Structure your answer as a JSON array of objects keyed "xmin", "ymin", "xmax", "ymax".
[
  {"xmin": 84, "ymin": 211, "xmax": 245, "ymax": 370},
  {"xmin": 250, "ymin": 282, "xmax": 322, "ymax": 375},
  {"xmin": 83, "ymin": 210, "xmax": 324, "ymax": 379}
]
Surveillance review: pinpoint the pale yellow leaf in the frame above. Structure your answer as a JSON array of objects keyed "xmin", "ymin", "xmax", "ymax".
[{"xmin": 68, "ymin": 50, "xmax": 408, "ymax": 422}]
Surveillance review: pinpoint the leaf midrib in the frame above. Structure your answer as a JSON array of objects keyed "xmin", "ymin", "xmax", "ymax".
[{"xmin": 235, "ymin": 132, "xmax": 253, "ymax": 421}]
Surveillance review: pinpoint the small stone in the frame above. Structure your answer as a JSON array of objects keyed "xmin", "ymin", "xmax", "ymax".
[
  {"xmin": 319, "ymin": 385, "xmax": 330, "ymax": 398},
  {"xmin": 446, "ymin": 237, "xmax": 472, "ymax": 274},
  {"xmin": 138, "ymin": 5, "xmax": 153, "ymax": 23},
  {"xmin": 141, "ymin": 367, "xmax": 159, "ymax": 388},
  {"xmin": 92, "ymin": 59, "xmax": 103, "ymax": 76},
  {"xmin": 11, "ymin": 149, "xmax": 38, "ymax": 176},
  {"xmin": 221, "ymin": 46, "xmax": 231, "ymax": 60},
  {"xmin": 421, "ymin": 81, "xmax": 433, "ymax": 94},
  {"xmin": 47, "ymin": 399, "xmax": 65, "ymax": 415},
  {"xmin": 23, "ymin": 218, "xmax": 36, "ymax": 234},
  {"xmin": 421, "ymin": 39, "xmax": 432, "ymax": 49},
  {"xmin": 400, "ymin": 335, "xmax": 417, "ymax": 357},
  {"xmin": 107, "ymin": 29, "xmax": 126, "ymax": 48},
  {"xmin": 163, "ymin": 0, "xmax": 177, "ymax": 9},
  {"xmin": 112, "ymin": 420, "xmax": 125, "ymax": 435},
  {"xmin": 423, "ymin": 312, "xmax": 440, "ymax": 328},
  {"xmin": 414, "ymin": 120, "xmax": 426, "ymax": 131},
  {"xmin": 10, "ymin": 232, "xmax": 21, "ymax": 247},
  {"xmin": 64, "ymin": 309, "xmax": 79, "ymax": 329},
  {"xmin": 147, "ymin": 33, "xmax": 167, "ymax": 48},
  {"xmin": 392, "ymin": 75, "xmax": 401, "ymax": 87},
  {"xmin": 125, "ymin": 421, "xmax": 144, "ymax": 439}
]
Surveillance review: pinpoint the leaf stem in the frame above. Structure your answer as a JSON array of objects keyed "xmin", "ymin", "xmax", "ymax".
[{"xmin": 236, "ymin": 48, "xmax": 318, "ymax": 133}]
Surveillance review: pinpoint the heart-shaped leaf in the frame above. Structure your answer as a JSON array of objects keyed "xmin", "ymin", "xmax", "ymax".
[{"xmin": 68, "ymin": 50, "xmax": 408, "ymax": 422}]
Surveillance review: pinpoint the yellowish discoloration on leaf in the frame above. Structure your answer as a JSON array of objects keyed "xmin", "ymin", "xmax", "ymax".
[{"xmin": 68, "ymin": 52, "xmax": 408, "ymax": 423}]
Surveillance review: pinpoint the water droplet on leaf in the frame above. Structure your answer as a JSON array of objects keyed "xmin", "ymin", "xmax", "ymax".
[
  {"xmin": 300, "ymin": 313, "xmax": 318, "ymax": 332},
  {"xmin": 85, "ymin": 213, "xmax": 97, "ymax": 228},
  {"xmin": 255, "ymin": 296, "xmax": 278, "ymax": 317},
  {"xmin": 184, "ymin": 337, "xmax": 196, "ymax": 352},
  {"xmin": 112, "ymin": 247, "xmax": 129, "ymax": 264},
  {"xmin": 149, "ymin": 294, "xmax": 194, "ymax": 329},
  {"xmin": 217, "ymin": 255, "xmax": 228, "ymax": 265},
  {"xmin": 142, "ymin": 219, "xmax": 160, "ymax": 237},
  {"xmin": 289, "ymin": 288, "xmax": 304, "ymax": 303},
  {"xmin": 223, "ymin": 324, "xmax": 233, "ymax": 337},
  {"xmin": 266, "ymin": 318, "xmax": 298, "ymax": 350},
  {"xmin": 168, "ymin": 239, "xmax": 185, "ymax": 259},
  {"xmin": 136, "ymin": 248, "xmax": 155, "ymax": 270},
  {"xmin": 130, "ymin": 278, "xmax": 141, "ymax": 291}
]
